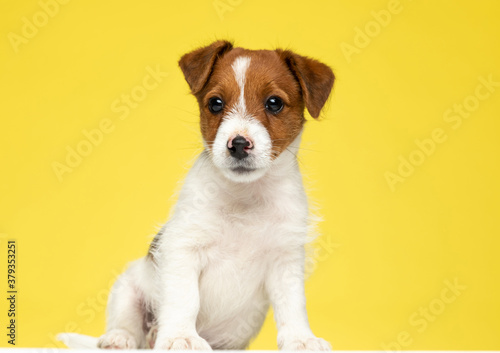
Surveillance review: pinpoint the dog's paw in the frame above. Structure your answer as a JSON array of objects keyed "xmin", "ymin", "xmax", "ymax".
[
  {"xmin": 281, "ymin": 336, "xmax": 331, "ymax": 351},
  {"xmin": 97, "ymin": 329, "xmax": 137, "ymax": 349},
  {"xmin": 155, "ymin": 335, "xmax": 212, "ymax": 350}
]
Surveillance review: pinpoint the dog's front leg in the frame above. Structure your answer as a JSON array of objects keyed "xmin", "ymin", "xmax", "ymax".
[
  {"xmin": 154, "ymin": 248, "xmax": 211, "ymax": 351},
  {"xmin": 266, "ymin": 250, "xmax": 331, "ymax": 351}
]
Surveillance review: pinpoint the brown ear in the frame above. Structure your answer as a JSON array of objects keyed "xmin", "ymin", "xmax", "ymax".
[
  {"xmin": 277, "ymin": 49, "xmax": 335, "ymax": 118},
  {"xmin": 179, "ymin": 40, "xmax": 233, "ymax": 95}
]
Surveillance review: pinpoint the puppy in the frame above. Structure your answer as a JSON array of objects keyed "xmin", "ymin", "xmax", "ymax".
[{"xmin": 59, "ymin": 40, "xmax": 334, "ymax": 350}]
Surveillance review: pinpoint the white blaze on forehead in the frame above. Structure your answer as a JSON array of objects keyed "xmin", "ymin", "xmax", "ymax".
[{"xmin": 231, "ymin": 56, "xmax": 251, "ymax": 114}]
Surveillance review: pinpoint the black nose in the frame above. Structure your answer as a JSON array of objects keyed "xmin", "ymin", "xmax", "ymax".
[{"xmin": 228, "ymin": 135, "xmax": 251, "ymax": 160}]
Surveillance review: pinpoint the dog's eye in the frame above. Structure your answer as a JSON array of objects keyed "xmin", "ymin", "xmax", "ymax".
[
  {"xmin": 208, "ymin": 97, "xmax": 224, "ymax": 114},
  {"xmin": 265, "ymin": 96, "xmax": 284, "ymax": 114}
]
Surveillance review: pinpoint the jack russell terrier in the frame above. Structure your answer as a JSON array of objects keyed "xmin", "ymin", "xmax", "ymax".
[{"xmin": 59, "ymin": 40, "xmax": 334, "ymax": 350}]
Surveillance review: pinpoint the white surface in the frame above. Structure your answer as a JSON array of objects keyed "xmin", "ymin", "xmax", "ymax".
[{"xmin": 0, "ymin": 348, "xmax": 500, "ymax": 353}]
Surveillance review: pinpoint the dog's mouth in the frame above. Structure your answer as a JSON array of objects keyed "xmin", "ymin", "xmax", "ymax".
[{"xmin": 230, "ymin": 166, "xmax": 256, "ymax": 174}]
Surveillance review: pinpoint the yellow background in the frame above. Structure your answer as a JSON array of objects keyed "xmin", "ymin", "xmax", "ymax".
[{"xmin": 1, "ymin": 0, "xmax": 499, "ymax": 349}]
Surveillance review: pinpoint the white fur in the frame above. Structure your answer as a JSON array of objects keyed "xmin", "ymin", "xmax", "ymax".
[
  {"xmin": 231, "ymin": 56, "xmax": 251, "ymax": 114},
  {"xmin": 59, "ymin": 55, "xmax": 330, "ymax": 351}
]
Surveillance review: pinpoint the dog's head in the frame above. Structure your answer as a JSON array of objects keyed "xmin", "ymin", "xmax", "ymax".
[{"xmin": 179, "ymin": 40, "xmax": 334, "ymax": 183}]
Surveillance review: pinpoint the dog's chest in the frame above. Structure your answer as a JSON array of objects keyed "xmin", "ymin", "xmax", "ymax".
[
  {"xmin": 195, "ymin": 209, "xmax": 277, "ymax": 335},
  {"xmin": 201, "ymin": 196, "xmax": 292, "ymax": 269},
  {"xmin": 197, "ymin": 181, "xmax": 306, "ymax": 293},
  {"xmin": 203, "ymin": 179, "xmax": 308, "ymax": 252}
]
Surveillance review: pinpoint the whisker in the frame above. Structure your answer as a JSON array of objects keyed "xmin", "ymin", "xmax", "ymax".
[
  {"xmin": 171, "ymin": 106, "xmax": 200, "ymax": 117},
  {"xmin": 175, "ymin": 146, "xmax": 205, "ymax": 151},
  {"xmin": 286, "ymin": 146, "xmax": 319, "ymax": 153}
]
